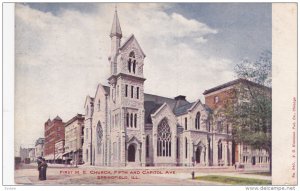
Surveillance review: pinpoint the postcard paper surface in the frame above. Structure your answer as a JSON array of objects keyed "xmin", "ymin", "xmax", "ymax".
[{"xmin": 9, "ymin": 2, "xmax": 297, "ymax": 187}]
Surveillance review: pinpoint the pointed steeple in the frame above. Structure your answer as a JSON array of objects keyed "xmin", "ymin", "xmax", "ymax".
[{"xmin": 110, "ymin": 6, "xmax": 122, "ymax": 38}]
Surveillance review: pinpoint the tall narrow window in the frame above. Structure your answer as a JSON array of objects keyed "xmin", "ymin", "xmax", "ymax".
[
  {"xmin": 176, "ymin": 138, "xmax": 179, "ymax": 159},
  {"xmin": 133, "ymin": 60, "xmax": 136, "ymax": 74},
  {"xmin": 226, "ymin": 124, "xmax": 229, "ymax": 134},
  {"xmin": 134, "ymin": 114, "xmax": 137, "ymax": 128},
  {"xmin": 184, "ymin": 117, "xmax": 187, "ymax": 130},
  {"xmin": 126, "ymin": 113, "xmax": 129, "ymax": 127},
  {"xmin": 195, "ymin": 112, "xmax": 200, "ymax": 129},
  {"xmin": 214, "ymin": 96, "xmax": 219, "ymax": 103},
  {"xmin": 86, "ymin": 105, "xmax": 89, "ymax": 116},
  {"xmin": 185, "ymin": 137, "xmax": 188, "ymax": 159},
  {"xmin": 207, "ymin": 120, "xmax": 211, "ymax": 132},
  {"xmin": 218, "ymin": 140, "xmax": 222, "ymax": 160},
  {"xmin": 136, "ymin": 87, "xmax": 139, "ymax": 99},
  {"xmin": 125, "ymin": 85, "xmax": 128, "ymax": 97},
  {"xmin": 157, "ymin": 118, "xmax": 171, "ymax": 157},
  {"xmin": 96, "ymin": 121, "xmax": 103, "ymax": 154},
  {"xmin": 217, "ymin": 121, "xmax": 222, "ymax": 132},
  {"xmin": 146, "ymin": 135, "xmax": 149, "ymax": 158},
  {"xmin": 128, "ymin": 51, "xmax": 135, "ymax": 73},
  {"xmin": 128, "ymin": 59, "xmax": 131, "ymax": 72},
  {"xmin": 131, "ymin": 86, "xmax": 134, "ymax": 98},
  {"xmin": 130, "ymin": 113, "xmax": 133, "ymax": 127}
]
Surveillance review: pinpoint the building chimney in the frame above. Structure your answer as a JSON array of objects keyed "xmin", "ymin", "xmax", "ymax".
[{"xmin": 174, "ymin": 95, "xmax": 186, "ymax": 101}]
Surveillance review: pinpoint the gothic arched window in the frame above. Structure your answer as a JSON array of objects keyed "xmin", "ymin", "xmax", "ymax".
[
  {"xmin": 195, "ymin": 112, "xmax": 200, "ymax": 130},
  {"xmin": 96, "ymin": 121, "xmax": 103, "ymax": 154},
  {"xmin": 157, "ymin": 118, "xmax": 171, "ymax": 157},
  {"xmin": 128, "ymin": 51, "xmax": 136, "ymax": 74}
]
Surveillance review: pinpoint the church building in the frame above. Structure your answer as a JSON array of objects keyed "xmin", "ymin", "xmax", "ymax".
[{"xmin": 82, "ymin": 9, "xmax": 235, "ymax": 167}]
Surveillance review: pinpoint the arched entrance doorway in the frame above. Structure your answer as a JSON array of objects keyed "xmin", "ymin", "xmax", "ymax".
[
  {"xmin": 128, "ymin": 144, "xmax": 136, "ymax": 162},
  {"xmin": 195, "ymin": 147, "xmax": 201, "ymax": 163}
]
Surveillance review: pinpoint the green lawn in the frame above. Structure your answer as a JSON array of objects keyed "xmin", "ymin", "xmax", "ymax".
[
  {"xmin": 195, "ymin": 175, "xmax": 271, "ymax": 185},
  {"xmin": 244, "ymin": 172, "xmax": 271, "ymax": 176}
]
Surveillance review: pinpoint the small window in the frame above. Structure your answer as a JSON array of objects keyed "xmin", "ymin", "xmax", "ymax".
[
  {"xmin": 184, "ymin": 117, "xmax": 187, "ymax": 130},
  {"xmin": 214, "ymin": 96, "xmax": 219, "ymax": 103},
  {"xmin": 131, "ymin": 86, "xmax": 134, "ymax": 98},
  {"xmin": 125, "ymin": 85, "xmax": 128, "ymax": 97},
  {"xmin": 129, "ymin": 51, "xmax": 135, "ymax": 58},
  {"xmin": 97, "ymin": 99, "xmax": 100, "ymax": 111},
  {"xmin": 136, "ymin": 87, "xmax": 139, "ymax": 99}
]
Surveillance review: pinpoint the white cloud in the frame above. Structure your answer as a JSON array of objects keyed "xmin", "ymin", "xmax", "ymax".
[{"xmin": 14, "ymin": 3, "xmax": 234, "ymax": 150}]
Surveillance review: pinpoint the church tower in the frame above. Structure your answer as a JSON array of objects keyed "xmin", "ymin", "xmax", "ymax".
[{"xmin": 108, "ymin": 8, "xmax": 147, "ymax": 166}]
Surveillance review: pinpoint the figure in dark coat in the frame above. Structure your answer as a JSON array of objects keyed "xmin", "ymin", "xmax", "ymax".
[
  {"xmin": 37, "ymin": 157, "xmax": 43, "ymax": 180},
  {"xmin": 39, "ymin": 158, "xmax": 48, "ymax": 180}
]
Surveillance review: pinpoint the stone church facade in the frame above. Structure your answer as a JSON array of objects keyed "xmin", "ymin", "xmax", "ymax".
[{"xmin": 82, "ymin": 10, "xmax": 268, "ymax": 167}]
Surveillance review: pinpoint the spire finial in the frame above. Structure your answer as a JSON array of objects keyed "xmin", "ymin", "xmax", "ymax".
[{"xmin": 110, "ymin": 4, "xmax": 122, "ymax": 38}]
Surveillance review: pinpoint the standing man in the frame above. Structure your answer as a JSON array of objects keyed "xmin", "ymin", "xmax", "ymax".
[
  {"xmin": 37, "ymin": 156, "xmax": 42, "ymax": 180},
  {"xmin": 40, "ymin": 158, "xmax": 48, "ymax": 180}
]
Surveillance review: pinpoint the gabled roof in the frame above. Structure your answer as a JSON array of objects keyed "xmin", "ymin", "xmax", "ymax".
[
  {"xmin": 94, "ymin": 83, "xmax": 110, "ymax": 99},
  {"xmin": 173, "ymin": 102, "xmax": 195, "ymax": 116},
  {"xmin": 64, "ymin": 114, "xmax": 84, "ymax": 127},
  {"xmin": 144, "ymin": 93, "xmax": 177, "ymax": 110},
  {"xmin": 120, "ymin": 34, "xmax": 146, "ymax": 57},
  {"xmin": 84, "ymin": 95, "xmax": 94, "ymax": 108},
  {"xmin": 144, "ymin": 101, "xmax": 163, "ymax": 124}
]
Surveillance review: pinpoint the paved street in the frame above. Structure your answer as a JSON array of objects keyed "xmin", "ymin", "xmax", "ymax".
[{"xmin": 14, "ymin": 164, "xmax": 271, "ymax": 185}]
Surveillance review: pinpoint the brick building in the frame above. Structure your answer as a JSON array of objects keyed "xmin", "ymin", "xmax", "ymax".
[
  {"xmin": 44, "ymin": 116, "xmax": 65, "ymax": 162},
  {"xmin": 203, "ymin": 78, "xmax": 271, "ymax": 167}
]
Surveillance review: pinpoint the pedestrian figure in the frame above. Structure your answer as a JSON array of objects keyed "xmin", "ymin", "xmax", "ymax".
[
  {"xmin": 37, "ymin": 157, "xmax": 43, "ymax": 180},
  {"xmin": 39, "ymin": 158, "xmax": 48, "ymax": 181}
]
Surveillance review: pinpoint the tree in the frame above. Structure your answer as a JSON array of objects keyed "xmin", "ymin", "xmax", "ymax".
[{"xmin": 225, "ymin": 51, "xmax": 272, "ymax": 173}]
